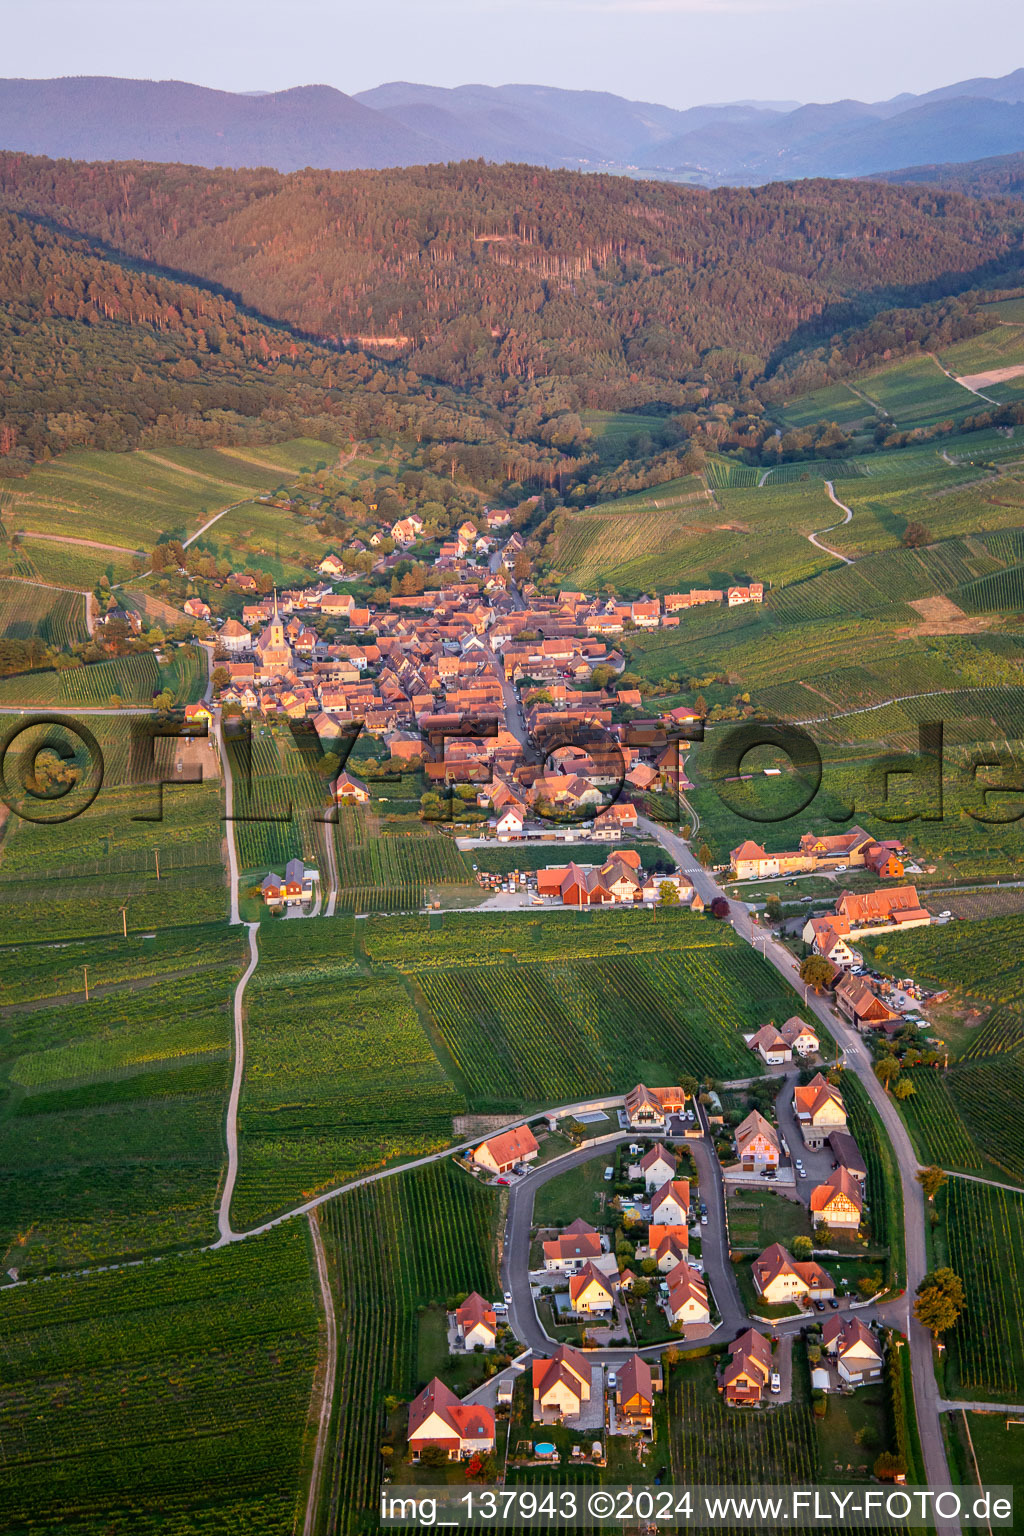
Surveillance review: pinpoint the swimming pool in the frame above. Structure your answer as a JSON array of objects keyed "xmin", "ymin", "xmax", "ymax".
[{"xmin": 534, "ymin": 1443, "xmax": 557, "ymax": 1456}]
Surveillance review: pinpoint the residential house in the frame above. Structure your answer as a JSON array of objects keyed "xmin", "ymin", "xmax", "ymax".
[
  {"xmin": 408, "ymin": 1378, "xmax": 495, "ymax": 1461},
  {"xmin": 833, "ymin": 973, "xmax": 903, "ymax": 1032},
  {"xmin": 734, "ymin": 1111, "xmax": 781, "ymax": 1172},
  {"xmin": 533, "ymin": 1345, "xmax": 592, "ymax": 1421},
  {"xmin": 793, "ymin": 1073, "xmax": 847, "ymax": 1150},
  {"xmin": 650, "ymin": 1178, "xmax": 691, "ymax": 1227},
  {"xmin": 543, "ymin": 1220, "xmax": 603, "ymax": 1273},
  {"xmin": 183, "ymin": 702, "xmax": 212, "ymax": 726},
  {"xmin": 666, "ymin": 1264, "xmax": 711, "ymax": 1326},
  {"xmin": 183, "ymin": 596, "xmax": 211, "ymax": 620},
  {"xmin": 721, "ymin": 1328, "xmax": 773, "ymax": 1405},
  {"xmin": 822, "ymin": 1316, "xmax": 884, "ymax": 1384},
  {"xmin": 593, "ymin": 802, "xmax": 638, "ymax": 837},
  {"xmin": 318, "ymin": 553, "xmax": 345, "ymax": 576},
  {"xmin": 810, "ymin": 1167, "xmax": 864, "ymax": 1230},
  {"xmin": 615, "ymin": 1353, "xmax": 658, "ymax": 1429},
  {"xmin": 647, "ymin": 1225, "xmax": 690, "ymax": 1272},
  {"xmin": 472, "ymin": 1124, "xmax": 539, "ymax": 1176},
  {"xmin": 568, "ymin": 1262, "xmax": 616, "ymax": 1315},
  {"xmin": 333, "ymin": 771, "xmax": 371, "ymax": 804},
  {"xmin": 747, "ymin": 1025, "xmax": 792, "ymax": 1065},
  {"xmin": 638, "ymin": 1143, "xmax": 678, "ymax": 1191},
  {"xmin": 779, "ymin": 1016, "xmax": 819, "ymax": 1056},
  {"xmin": 625, "ymin": 1083, "xmax": 687, "ymax": 1130},
  {"xmin": 455, "ymin": 1293, "xmax": 497, "ymax": 1350},
  {"xmin": 752, "ymin": 1243, "xmax": 834, "ymax": 1305}
]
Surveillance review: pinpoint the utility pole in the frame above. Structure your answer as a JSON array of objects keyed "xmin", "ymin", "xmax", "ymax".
[
  {"xmin": 119, "ymin": 904, "xmax": 128, "ymax": 939},
  {"xmin": 83, "ymin": 966, "xmax": 89, "ymax": 1002},
  {"xmin": 154, "ymin": 848, "xmax": 160, "ymax": 881}
]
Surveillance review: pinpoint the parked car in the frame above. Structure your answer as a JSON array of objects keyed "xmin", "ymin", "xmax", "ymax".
[
  {"xmin": 770, "ymin": 1372, "xmax": 781, "ymax": 1394},
  {"xmin": 700, "ymin": 1214, "xmax": 708, "ymax": 1226},
  {"xmin": 814, "ymin": 1299, "xmax": 826, "ymax": 1312},
  {"xmin": 799, "ymin": 1169, "xmax": 807, "ymax": 1179},
  {"xmin": 795, "ymin": 1159, "xmax": 804, "ymax": 1170},
  {"xmin": 604, "ymin": 1167, "xmax": 614, "ymax": 1181},
  {"xmin": 829, "ymin": 1299, "xmax": 840, "ymax": 1309},
  {"xmin": 504, "ymin": 1291, "xmax": 513, "ymax": 1304},
  {"xmin": 606, "ymin": 1370, "xmax": 617, "ymax": 1390}
]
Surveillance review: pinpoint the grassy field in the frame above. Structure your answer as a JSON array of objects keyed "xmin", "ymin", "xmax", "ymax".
[
  {"xmin": 774, "ymin": 382, "xmax": 877, "ymax": 431},
  {"xmin": 0, "ymin": 1224, "xmax": 319, "ymax": 1535},
  {"xmin": 231, "ymin": 917, "xmax": 464, "ymax": 1227},
  {"xmin": 856, "ymin": 356, "xmax": 979, "ymax": 428},
  {"xmin": 319, "ymin": 1158, "xmax": 500, "ymax": 1534}
]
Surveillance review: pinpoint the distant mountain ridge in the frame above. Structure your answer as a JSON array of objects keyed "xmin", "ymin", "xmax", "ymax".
[{"xmin": 2, "ymin": 69, "xmax": 1024, "ymax": 184}]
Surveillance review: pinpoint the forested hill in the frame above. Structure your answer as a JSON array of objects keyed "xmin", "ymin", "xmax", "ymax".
[
  {"xmin": 874, "ymin": 151, "xmax": 1024, "ymax": 199},
  {"xmin": 0, "ymin": 204, "xmax": 551, "ymax": 475},
  {"xmin": 1, "ymin": 154, "xmax": 1023, "ymax": 419}
]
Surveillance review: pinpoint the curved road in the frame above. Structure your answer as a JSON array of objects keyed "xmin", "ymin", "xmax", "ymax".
[{"xmin": 637, "ymin": 812, "xmax": 955, "ymax": 1508}]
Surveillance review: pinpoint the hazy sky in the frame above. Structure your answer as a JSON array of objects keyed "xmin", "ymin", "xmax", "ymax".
[{"xmin": 7, "ymin": 0, "xmax": 1024, "ymax": 108}]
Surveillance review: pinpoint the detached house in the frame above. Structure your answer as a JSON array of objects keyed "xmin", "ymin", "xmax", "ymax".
[
  {"xmin": 472, "ymin": 1124, "xmax": 539, "ymax": 1176},
  {"xmin": 638, "ymin": 1143, "xmax": 678, "ymax": 1191},
  {"xmin": 333, "ymin": 771, "xmax": 371, "ymax": 804},
  {"xmin": 780, "ymin": 1016, "xmax": 819, "ymax": 1056},
  {"xmin": 650, "ymin": 1178, "xmax": 691, "ymax": 1227},
  {"xmin": 721, "ymin": 1329, "xmax": 773, "ymax": 1405},
  {"xmin": 793, "ymin": 1073, "xmax": 847, "ymax": 1149},
  {"xmin": 834, "ymin": 973, "xmax": 902, "ymax": 1032},
  {"xmin": 647, "ymin": 1225, "xmax": 690, "ymax": 1272},
  {"xmin": 822, "ymin": 1315, "xmax": 884, "ymax": 1385},
  {"xmin": 408, "ymin": 1378, "xmax": 495, "ymax": 1462},
  {"xmin": 543, "ymin": 1219, "xmax": 603, "ymax": 1273},
  {"xmin": 734, "ymin": 1111, "xmax": 780, "ymax": 1172},
  {"xmin": 625, "ymin": 1083, "xmax": 687, "ymax": 1130},
  {"xmin": 454, "ymin": 1293, "xmax": 497, "ymax": 1350},
  {"xmin": 810, "ymin": 1167, "xmax": 864, "ymax": 1230},
  {"xmin": 533, "ymin": 1345, "xmax": 592, "ymax": 1421},
  {"xmin": 615, "ymin": 1353, "xmax": 659, "ymax": 1430},
  {"xmin": 752, "ymin": 1243, "xmax": 834, "ymax": 1305},
  {"xmin": 747, "ymin": 1025, "xmax": 792, "ymax": 1065},
  {"xmin": 568, "ymin": 1262, "xmax": 616, "ymax": 1315},
  {"xmin": 666, "ymin": 1264, "xmax": 711, "ymax": 1326}
]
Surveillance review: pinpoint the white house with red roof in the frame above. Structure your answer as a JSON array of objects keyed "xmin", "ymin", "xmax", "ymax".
[{"xmin": 407, "ymin": 1378, "xmax": 495, "ymax": 1461}]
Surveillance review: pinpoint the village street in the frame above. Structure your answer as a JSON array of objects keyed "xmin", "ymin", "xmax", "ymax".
[{"xmin": 638, "ymin": 811, "xmax": 953, "ymax": 1505}]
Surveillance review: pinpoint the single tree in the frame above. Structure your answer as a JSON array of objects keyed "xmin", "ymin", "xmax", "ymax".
[
  {"xmin": 917, "ymin": 1166, "xmax": 947, "ymax": 1203},
  {"xmin": 799, "ymin": 955, "xmax": 834, "ymax": 992},
  {"xmin": 697, "ymin": 842, "xmax": 713, "ymax": 868},
  {"xmin": 913, "ymin": 1267, "xmax": 965, "ymax": 1338},
  {"xmin": 902, "ymin": 521, "xmax": 931, "ymax": 548},
  {"xmin": 893, "ymin": 1076, "xmax": 915, "ymax": 1101},
  {"xmin": 659, "ymin": 881, "xmax": 680, "ymax": 906},
  {"xmin": 874, "ymin": 1055, "xmax": 901, "ymax": 1093},
  {"xmin": 792, "ymin": 1235, "xmax": 813, "ymax": 1261}
]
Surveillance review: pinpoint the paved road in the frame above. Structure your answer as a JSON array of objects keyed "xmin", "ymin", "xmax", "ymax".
[
  {"xmin": 639, "ymin": 812, "xmax": 956, "ymax": 1508},
  {"xmin": 213, "ymin": 921, "xmax": 259, "ymax": 1245}
]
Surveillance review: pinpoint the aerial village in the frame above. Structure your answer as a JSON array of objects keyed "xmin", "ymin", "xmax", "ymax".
[
  {"xmin": 399, "ymin": 1067, "xmax": 892, "ymax": 1477},
  {"xmin": 192, "ymin": 506, "xmax": 766, "ymax": 909}
]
